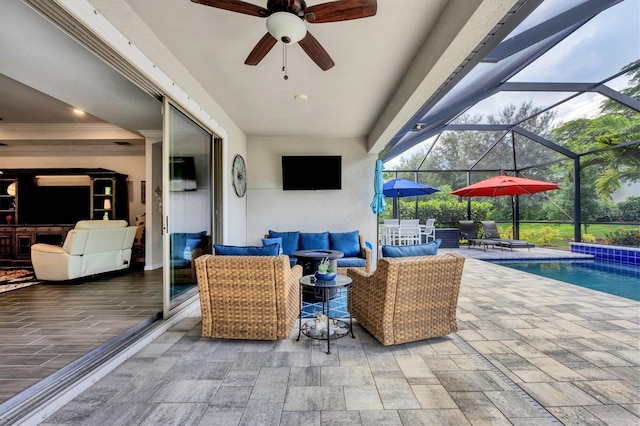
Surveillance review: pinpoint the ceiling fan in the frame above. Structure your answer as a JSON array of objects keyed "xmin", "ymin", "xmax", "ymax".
[{"xmin": 191, "ymin": 0, "xmax": 377, "ymax": 71}]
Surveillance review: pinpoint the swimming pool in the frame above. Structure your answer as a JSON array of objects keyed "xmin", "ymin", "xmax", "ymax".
[{"xmin": 490, "ymin": 259, "xmax": 640, "ymax": 301}]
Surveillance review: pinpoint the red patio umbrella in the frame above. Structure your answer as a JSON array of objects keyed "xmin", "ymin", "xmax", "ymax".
[{"xmin": 451, "ymin": 175, "xmax": 559, "ymax": 238}]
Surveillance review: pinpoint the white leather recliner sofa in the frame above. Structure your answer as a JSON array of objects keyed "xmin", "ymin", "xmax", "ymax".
[{"xmin": 31, "ymin": 220, "xmax": 137, "ymax": 281}]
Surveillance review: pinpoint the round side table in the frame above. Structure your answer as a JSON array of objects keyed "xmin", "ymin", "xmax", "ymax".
[{"xmin": 297, "ymin": 274, "xmax": 354, "ymax": 355}]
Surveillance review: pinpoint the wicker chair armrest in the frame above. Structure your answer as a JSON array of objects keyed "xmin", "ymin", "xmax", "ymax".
[
  {"xmin": 347, "ymin": 267, "xmax": 372, "ymax": 280},
  {"xmin": 279, "ymin": 256, "xmax": 303, "ymax": 338},
  {"xmin": 358, "ymin": 234, "xmax": 372, "ymax": 273},
  {"xmin": 290, "ymin": 263, "xmax": 303, "ymax": 278}
]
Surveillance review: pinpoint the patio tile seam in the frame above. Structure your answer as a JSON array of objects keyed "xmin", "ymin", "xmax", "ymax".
[{"xmin": 449, "ymin": 333, "xmax": 562, "ymax": 425}]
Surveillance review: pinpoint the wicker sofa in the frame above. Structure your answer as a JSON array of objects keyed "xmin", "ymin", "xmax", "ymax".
[
  {"xmin": 347, "ymin": 253, "xmax": 465, "ymax": 346},
  {"xmin": 195, "ymin": 253, "xmax": 302, "ymax": 340}
]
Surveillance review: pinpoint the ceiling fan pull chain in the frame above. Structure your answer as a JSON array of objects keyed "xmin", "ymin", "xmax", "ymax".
[{"xmin": 282, "ymin": 43, "xmax": 289, "ymax": 80}]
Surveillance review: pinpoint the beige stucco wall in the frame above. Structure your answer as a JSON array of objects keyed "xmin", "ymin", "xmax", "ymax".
[{"xmin": 247, "ymin": 136, "xmax": 379, "ymax": 264}]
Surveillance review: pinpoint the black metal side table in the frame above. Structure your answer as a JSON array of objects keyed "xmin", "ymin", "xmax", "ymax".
[{"xmin": 297, "ymin": 274, "xmax": 354, "ymax": 354}]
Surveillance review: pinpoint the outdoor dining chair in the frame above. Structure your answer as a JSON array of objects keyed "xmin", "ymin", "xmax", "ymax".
[
  {"xmin": 422, "ymin": 218, "xmax": 436, "ymax": 242},
  {"xmin": 398, "ymin": 219, "xmax": 421, "ymax": 245},
  {"xmin": 381, "ymin": 219, "xmax": 400, "ymax": 245}
]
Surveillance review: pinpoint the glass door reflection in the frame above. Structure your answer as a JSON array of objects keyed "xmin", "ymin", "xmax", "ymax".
[{"xmin": 164, "ymin": 101, "xmax": 212, "ymax": 316}]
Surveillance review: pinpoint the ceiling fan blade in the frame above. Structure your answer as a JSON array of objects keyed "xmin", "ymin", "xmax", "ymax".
[
  {"xmin": 190, "ymin": 0, "xmax": 269, "ymax": 17},
  {"xmin": 305, "ymin": 0, "xmax": 377, "ymax": 23},
  {"xmin": 298, "ymin": 32, "xmax": 335, "ymax": 71},
  {"xmin": 245, "ymin": 33, "xmax": 277, "ymax": 66}
]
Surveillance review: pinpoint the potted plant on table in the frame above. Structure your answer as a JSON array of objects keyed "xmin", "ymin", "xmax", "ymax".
[{"xmin": 315, "ymin": 257, "xmax": 336, "ymax": 281}]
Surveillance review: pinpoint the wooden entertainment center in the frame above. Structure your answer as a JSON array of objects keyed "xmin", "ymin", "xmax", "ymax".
[{"xmin": 0, "ymin": 168, "xmax": 129, "ymax": 264}]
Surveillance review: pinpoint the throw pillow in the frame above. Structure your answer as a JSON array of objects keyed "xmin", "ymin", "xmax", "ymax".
[
  {"xmin": 183, "ymin": 238, "xmax": 203, "ymax": 261},
  {"xmin": 262, "ymin": 237, "xmax": 283, "ymax": 255},
  {"xmin": 299, "ymin": 232, "xmax": 330, "ymax": 250},
  {"xmin": 268, "ymin": 230, "xmax": 300, "ymax": 255},
  {"xmin": 214, "ymin": 243, "xmax": 280, "ymax": 256},
  {"xmin": 170, "ymin": 231, "xmax": 207, "ymax": 261},
  {"xmin": 329, "ymin": 231, "xmax": 360, "ymax": 257},
  {"xmin": 381, "ymin": 239, "xmax": 442, "ymax": 258}
]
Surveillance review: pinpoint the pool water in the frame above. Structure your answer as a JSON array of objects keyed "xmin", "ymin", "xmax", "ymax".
[{"xmin": 490, "ymin": 259, "xmax": 640, "ymax": 301}]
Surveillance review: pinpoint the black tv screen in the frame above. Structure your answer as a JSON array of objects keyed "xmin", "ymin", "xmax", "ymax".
[
  {"xmin": 22, "ymin": 186, "xmax": 91, "ymax": 225},
  {"xmin": 170, "ymin": 156, "xmax": 197, "ymax": 191},
  {"xmin": 282, "ymin": 156, "xmax": 342, "ymax": 190}
]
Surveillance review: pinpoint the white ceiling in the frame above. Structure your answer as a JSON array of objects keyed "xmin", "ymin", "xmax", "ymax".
[
  {"xmin": 0, "ymin": 0, "xmax": 510, "ymax": 154},
  {"xmin": 123, "ymin": 0, "xmax": 448, "ymax": 138}
]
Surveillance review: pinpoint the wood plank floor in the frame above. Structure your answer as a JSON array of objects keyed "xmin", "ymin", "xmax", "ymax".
[{"xmin": 0, "ymin": 268, "xmax": 163, "ymax": 404}]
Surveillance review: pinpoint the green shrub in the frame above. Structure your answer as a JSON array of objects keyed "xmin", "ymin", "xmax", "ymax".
[
  {"xmin": 396, "ymin": 199, "xmax": 494, "ymax": 227},
  {"xmin": 519, "ymin": 230, "xmax": 536, "ymax": 242},
  {"xmin": 536, "ymin": 226, "xmax": 561, "ymax": 246},
  {"xmin": 604, "ymin": 227, "xmax": 640, "ymax": 247},
  {"xmin": 582, "ymin": 233, "xmax": 596, "ymax": 243}
]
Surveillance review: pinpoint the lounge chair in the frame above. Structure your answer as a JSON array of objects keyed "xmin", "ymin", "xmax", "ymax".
[
  {"xmin": 458, "ymin": 220, "xmax": 497, "ymax": 250},
  {"xmin": 480, "ymin": 221, "xmax": 535, "ymax": 251}
]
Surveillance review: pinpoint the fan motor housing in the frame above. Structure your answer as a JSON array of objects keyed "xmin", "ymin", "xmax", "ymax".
[{"xmin": 268, "ymin": 0, "xmax": 306, "ymax": 17}]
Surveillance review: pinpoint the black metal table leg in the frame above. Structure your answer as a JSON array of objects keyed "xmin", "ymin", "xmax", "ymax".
[
  {"xmin": 296, "ymin": 285, "xmax": 302, "ymax": 341},
  {"xmin": 325, "ymin": 287, "xmax": 331, "ymax": 354}
]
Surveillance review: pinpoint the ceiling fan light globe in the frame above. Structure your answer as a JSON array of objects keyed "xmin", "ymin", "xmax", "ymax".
[{"xmin": 266, "ymin": 12, "xmax": 306, "ymax": 44}]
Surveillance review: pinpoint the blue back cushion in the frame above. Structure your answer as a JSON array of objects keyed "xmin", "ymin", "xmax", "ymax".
[
  {"xmin": 329, "ymin": 231, "xmax": 360, "ymax": 257},
  {"xmin": 268, "ymin": 230, "xmax": 300, "ymax": 255},
  {"xmin": 170, "ymin": 231, "xmax": 206, "ymax": 260},
  {"xmin": 299, "ymin": 232, "xmax": 330, "ymax": 250},
  {"xmin": 262, "ymin": 237, "xmax": 283, "ymax": 255},
  {"xmin": 382, "ymin": 239, "xmax": 442, "ymax": 258},
  {"xmin": 214, "ymin": 243, "xmax": 280, "ymax": 256}
]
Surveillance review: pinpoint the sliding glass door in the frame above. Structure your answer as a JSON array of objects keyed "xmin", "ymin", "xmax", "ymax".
[{"xmin": 163, "ymin": 100, "xmax": 212, "ymax": 317}]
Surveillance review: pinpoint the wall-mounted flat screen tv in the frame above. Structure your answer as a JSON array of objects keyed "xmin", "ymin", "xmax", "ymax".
[
  {"xmin": 170, "ymin": 156, "xmax": 197, "ymax": 191},
  {"xmin": 21, "ymin": 186, "xmax": 91, "ymax": 225},
  {"xmin": 282, "ymin": 156, "xmax": 341, "ymax": 190}
]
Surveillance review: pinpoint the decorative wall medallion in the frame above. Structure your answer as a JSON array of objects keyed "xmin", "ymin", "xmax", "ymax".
[{"xmin": 232, "ymin": 154, "xmax": 247, "ymax": 197}]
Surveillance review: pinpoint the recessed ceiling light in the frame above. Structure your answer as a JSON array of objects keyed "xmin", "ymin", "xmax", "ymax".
[
  {"xmin": 294, "ymin": 94, "xmax": 308, "ymax": 101},
  {"xmin": 72, "ymin": 108, "xmax": 86, "ymax": 116}
]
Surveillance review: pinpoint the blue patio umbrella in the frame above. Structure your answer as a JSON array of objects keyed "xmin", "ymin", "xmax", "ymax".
[
  {"xmin": 383, "ymin": 178, "xmax": 440, "ymax": 219},
  {"xmin": 370, "ymin": 160, "xmax": 386, "ymax": 214},
  {"xmin": 383, "ymin": 179, "xmax": 440, "ymax": 197}
]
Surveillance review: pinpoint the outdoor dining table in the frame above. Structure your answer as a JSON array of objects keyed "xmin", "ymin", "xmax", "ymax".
[{"xmin": 379, "ymin": 222, "xmax": 431, "ymax": 245}]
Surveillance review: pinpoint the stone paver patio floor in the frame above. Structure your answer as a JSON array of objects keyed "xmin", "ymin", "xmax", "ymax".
[{"xmin": 42, "ymin": 249, "xmax": 639, "ymax": 425}]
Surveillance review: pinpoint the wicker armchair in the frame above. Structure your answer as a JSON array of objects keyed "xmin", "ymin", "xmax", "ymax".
[
  {"xmin": 195, "ymin": 254, "xmax": 303, "ymax": 340},
  {"xmin": 347, "ymin": 253, "xmax": 465, "ymax": 346}
]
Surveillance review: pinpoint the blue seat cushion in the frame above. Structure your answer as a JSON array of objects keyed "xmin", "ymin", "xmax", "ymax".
[
  {"xmin": 262, "ymin": 237, "xmax": 283, "ymax": 255},
  {"xmin": 289, "ymin": 257, "xmax": 298, "ymax": 267},
  {"xmin": 336, "ymin": 257, "xmax": 367, "ymax": 268},
  {"xmin": 329, "ymin": 231, "xmax": 360, "ymax": 257},
  {"xmin": 268, "ymin": 230, "xmax": 300, "ymax": 255},
  {"xmin": 382, "ymin": 239, "xmax": 442, "ymax": 258},
  {"xmin": 299, "ymin": 232, "xmax": 330, "ymax": 250},
  {"xmin": 214, "ymin": 243, "xmax": 280, "ymax": 256},
  {"xmin": 170, "ymin": 259, "xmax": 190, "ymax": 269}
]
